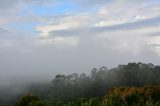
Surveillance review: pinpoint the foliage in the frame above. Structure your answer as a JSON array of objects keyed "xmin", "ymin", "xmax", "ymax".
[
  {"xmin": 105, "ymin": 86, "xmax": 160, "ymax": 106},
  {"xmin": 13, "ymin": 94, "xmax": 39, "ymax": 106},
  {"xmin": 13, "ymin": 86, "xmax": 160, "ymax": 106}
]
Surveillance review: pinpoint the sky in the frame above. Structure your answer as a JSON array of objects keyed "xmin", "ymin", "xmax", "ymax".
[{"xmin": 1, "ymin": 0, "xmax": 160, "ymax": 82}]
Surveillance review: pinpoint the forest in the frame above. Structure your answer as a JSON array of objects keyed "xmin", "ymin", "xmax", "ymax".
[{"xmin": 1, "ymin": 62, "xmax": 160, "ymax": 106}]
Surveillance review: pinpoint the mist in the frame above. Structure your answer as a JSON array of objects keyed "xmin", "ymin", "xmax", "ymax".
[{"xmin": 1, "ymin": 0, "xmax": 160, "ymax": 105}]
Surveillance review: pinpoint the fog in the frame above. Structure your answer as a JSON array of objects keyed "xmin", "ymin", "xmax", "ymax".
[
  {"xmin": 0, "ymin": 1, "xmax": 160, "ymax": 105},
  {"xmin": 0, "ymin": 0, "xmax": 160, "ymax": 85}
]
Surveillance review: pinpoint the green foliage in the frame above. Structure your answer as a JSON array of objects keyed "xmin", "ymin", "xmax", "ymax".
[
  {"xmin": 13, "ymin": 86, "xmax": 160, "ymax": 106},
  {"xmin": 106, "ymin": 86, "xmax": 160, "ymax": 106},
  {"xmin": 13, "ymin": 94, "xmax": 39, "ymax": 106}
]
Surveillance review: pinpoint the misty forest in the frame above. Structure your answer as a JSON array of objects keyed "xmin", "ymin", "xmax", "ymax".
[
  {"xmin": 1, "ymin": 0, "xmax": 160, "ymax": 106},
  {"xmin": 0, "ymin": 62, "xmax": 160, "ymax": 106}
]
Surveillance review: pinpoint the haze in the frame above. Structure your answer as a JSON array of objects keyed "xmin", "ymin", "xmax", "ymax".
[{"xmin": 1, "ymin": 0, "xmax": 160, "ymax": 83}]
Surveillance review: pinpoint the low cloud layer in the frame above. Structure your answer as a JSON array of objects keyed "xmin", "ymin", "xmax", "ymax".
[{"xmin": 0, "ymin": 0, "xmax": 160, "ymax": 82}]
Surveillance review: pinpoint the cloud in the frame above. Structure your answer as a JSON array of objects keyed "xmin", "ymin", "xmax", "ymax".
[
  {"xmin": 0, "ymin": 0, "xmax": 67, "ymax": 26},
  {"xmin": 1, "ymin": 0, "xmax": 160, "ymax": 81},
  {"xmin": 36, "ymin": 13, "xmax": 92, "ymax": 36},
  {"xmin": 93, "ymin": 16, "xmax": 160, "ymax": 32},
  {"xmin": 35, "ymin": 13, "xmax": 92, "ymax": 47},
  {"xmin": 35, "ymin": 36, "xmax": 79, "ymax": 48},
  {"xmin": 0, "ymin": 40, "xmax": 15, "ymax": 49},
  {"xmin": 96, "ymin": 0, "xmax": 160, "ymax": 26},
  {"xmin": 150, "ymin": 44, "xmax": 160, "ymax": 47},
  {"xmin": 0, "ymin": 0, "xmax": 55, "ymax": 10},
  {"xmin": 36, "ymin": 18, "xmax": 160, "ymax": 56},
  {"xmin": 0, "ymin": 27, "xmax": 7, "ymax": 33},
  {"xmin": 35, "ymin": 0, "xmax": 160, "ymax": 36}
]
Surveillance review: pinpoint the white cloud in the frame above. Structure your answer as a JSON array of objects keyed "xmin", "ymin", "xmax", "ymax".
[
  {"xmin": 35, "ymin": 0, "xmax": 160, "ymax": 51},
  {"xmin": 35, "ymin": 36, "xmax": 79, "ymax": 48},
  {"xmin": 36, "ymin": 14, "xmax": 92, "ymax": 37},
  {"xmin": 35, "ymin": 14, "xmax": 92, "ymax": 47},
  {"xmin": 95, "ymin": 1, "xmax": 160, "ymax": 27},
  {"xmin": 134, "ymin": 15, "xmax": 147, "ymax": 20},
  {"xmin": 94, "ymin": 25, "xmax": 160, "ymax": 55}
]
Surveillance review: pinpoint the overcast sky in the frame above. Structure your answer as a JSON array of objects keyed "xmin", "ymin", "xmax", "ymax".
[{"xmin": 1, "ymin": 0, "xmax": 160, "ymax": 81}]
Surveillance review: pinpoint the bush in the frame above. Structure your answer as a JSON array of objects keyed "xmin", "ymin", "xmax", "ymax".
[{"xmin": 13, "ymin": 94, "xmax": 39, "ymax": 106}]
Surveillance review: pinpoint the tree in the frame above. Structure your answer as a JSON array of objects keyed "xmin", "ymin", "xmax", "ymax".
[{"xmin": 13, "ymin": 94, "xmax": 39, "ymax": 106}]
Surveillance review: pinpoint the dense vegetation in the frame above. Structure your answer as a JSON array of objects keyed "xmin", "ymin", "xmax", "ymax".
[
  {"xmin": 1, "ymin": 62, "xmax": 160, "ymax": 105},
  {"xmin": 13, "ymin": 86, "xmax": 160, "ymax": 106}
]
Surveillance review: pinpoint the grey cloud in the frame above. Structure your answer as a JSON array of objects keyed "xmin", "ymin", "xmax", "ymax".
[
  {"xmin": 0, "ymin": 0, "xmax": 153, "ymax": 10},
  {"xmin": 0, "ymin": 0, "xmax": 59, "ymax": 10},
  {"xmin": 0, "ymin": 0, "xmax": 160, "ymax": 85},
  {"xmin": 0, "ymin": 0, "xmax": 18, "ymax": 9},
  {"xmin": 97, "ymin": 16, "xmax": 160, "ymax": 31},
  {"xmin": 146, "ymin": 32, "xmax": 160, "ymax": 37},
  {"xmin": 149, "ymin": 44, "xmax": 160, "ymax": 47},
  {"xmin": 49, "ymin": 28, "xmax": 86, "ymax": 37},
  {"xmin": 0, "ymin": 0, "xmax": 139, "ymax": 11},
  {"xmin": 0, "ymin": 27, "xmax": 7, "ymax": 33},
  {"xmin": 47, "ymin": 16, "xmax": 160, "ymax": 38}
]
